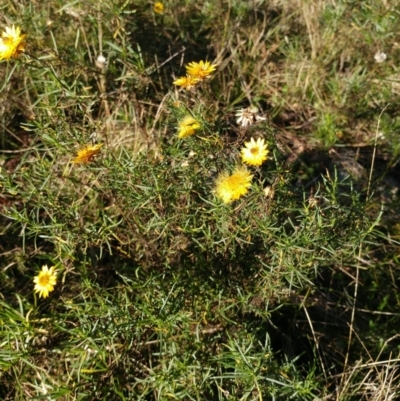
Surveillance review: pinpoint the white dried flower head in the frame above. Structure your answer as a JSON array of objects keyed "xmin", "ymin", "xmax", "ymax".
[
  {"xmin": 308, "ymin": 196, "xmax": 318, "ymax": 208},
  {"xmin": 374, "ymin": 51, "xmax": 387, "ymax": 63},
  {"xmin": 263, "ymin": 186, "xmax": 274, "ymax": 199},
  {"xmin": 95, "ymin": 53, "xmax": 108, "ymax": 69},
  {"xmin": 235, "ymin": 106, "xmax": 266, "ymax": 128}
]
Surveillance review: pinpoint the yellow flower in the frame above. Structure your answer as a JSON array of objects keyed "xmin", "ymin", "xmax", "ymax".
[
  {"xmin": 153, "ymin": 2, "xmax": 164, "ymax": 14},
  {"xmin": 215, "ymin": 166, "xmax": 253, "ymax": 204},
  {"xmin": 33, "ymin": 265, "xmax": 57, "ymax": 299},
  {"xmin": 178, "ymin": 116, "xmax": 201, "ymax": 138},
  {"xmin": 173, "ymin": 75, "xmax": 199, "ymax": 90},
  {"xmin": 185, "ymin": 60, "xmax": 216, "ymax": 80},
  {"xmin": 72, "ymin": 143, "xmax": 103, "ymax": 164},
  {"xmin": 241, "ymin": 137, "xmax": 269, "ymax": 166},
  {"xmin": 0, "ymin": 25, "xmax": 26, "ymax": 60}
]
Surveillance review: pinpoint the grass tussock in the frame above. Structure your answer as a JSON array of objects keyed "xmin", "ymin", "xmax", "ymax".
[{"xmin": 1, "ymin": 0, "xmax": 400, "ymax": 400}]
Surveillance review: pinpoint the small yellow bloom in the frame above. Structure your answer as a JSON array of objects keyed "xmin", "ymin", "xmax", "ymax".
[
  {"xmin": 185, "ymin": 60, "xmax": 216, "ymax": 80},
  {"xmin": 173, "ymin": 75, "xmax": 199, "ymax": 90},
  {"xmin": 153, "ymin": 2, "xmax": 164, "ymax": 14},
  {"xmin": 72, "ymin": 143, "xmax": 103, "ymax": 164},
  {"xmin": 241, "ymin": 137, "xmax": 269, "ymax": 166},
  {"xmin": 215, "ymin": 166, "xmax": 253, "ymax": 204},
  {"xmin": 178, "ymin": 116, "xmax": 201, "ymax": 138},
  {"xmin": 33, "ymin": 265, "xmax": 57, "ymax": 299},
  {"xmin": 0, "ymin": 25, "xmax": 26, "ymax": 60}
]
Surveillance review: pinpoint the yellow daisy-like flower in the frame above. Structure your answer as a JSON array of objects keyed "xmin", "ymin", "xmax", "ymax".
[
  {"xmin": 178, "ymin": 116, "xmax": 201, "ymax": 138},
  {"xmin": 241, "ymin": 137, "xmax": 269, "ymax": 166},
  {"xmin": 173, "ymin": 75, "xmax": 199, "ymax": 90},
  {"xmin": 33, "ymin": 265, "xmax": 57, "ymax": 299},
  {"xmin": 0, "ymin": 25, "xmax": 26, "ymax": 61},
  {"xmin": 153, "ymin": 2, "xmax": 164, "ymax": 14},
  {"xmin": 185, "ymin": 60, "xmax": 216, "ymax": 80},
  {"xmin": 72, "ymin": 143, "xmax": 103, "ymax": 164},
  {"xmin": 215, "ymin": 166, "xmax": 253, "ymax": 204}
]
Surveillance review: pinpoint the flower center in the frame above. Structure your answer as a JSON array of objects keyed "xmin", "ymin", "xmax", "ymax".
[{"xmin": 39, "ymin": 274, "xmax": 51, "ymax": 286}]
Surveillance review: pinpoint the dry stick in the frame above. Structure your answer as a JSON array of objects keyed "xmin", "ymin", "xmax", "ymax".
[
  {"xmin": 367, "ymin": 104, "xmax": 389, "ymax": 200},
  {"xmin": 96, "ymin": 10, "xmax": 111, "ymax": 134},
  {"xmin": 301, "ymin": 287, "xmax": 327, "ymax": 379},
  {"xmin": 338, "ymin": 105, "xmax": 389, "ymax": 400}
]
